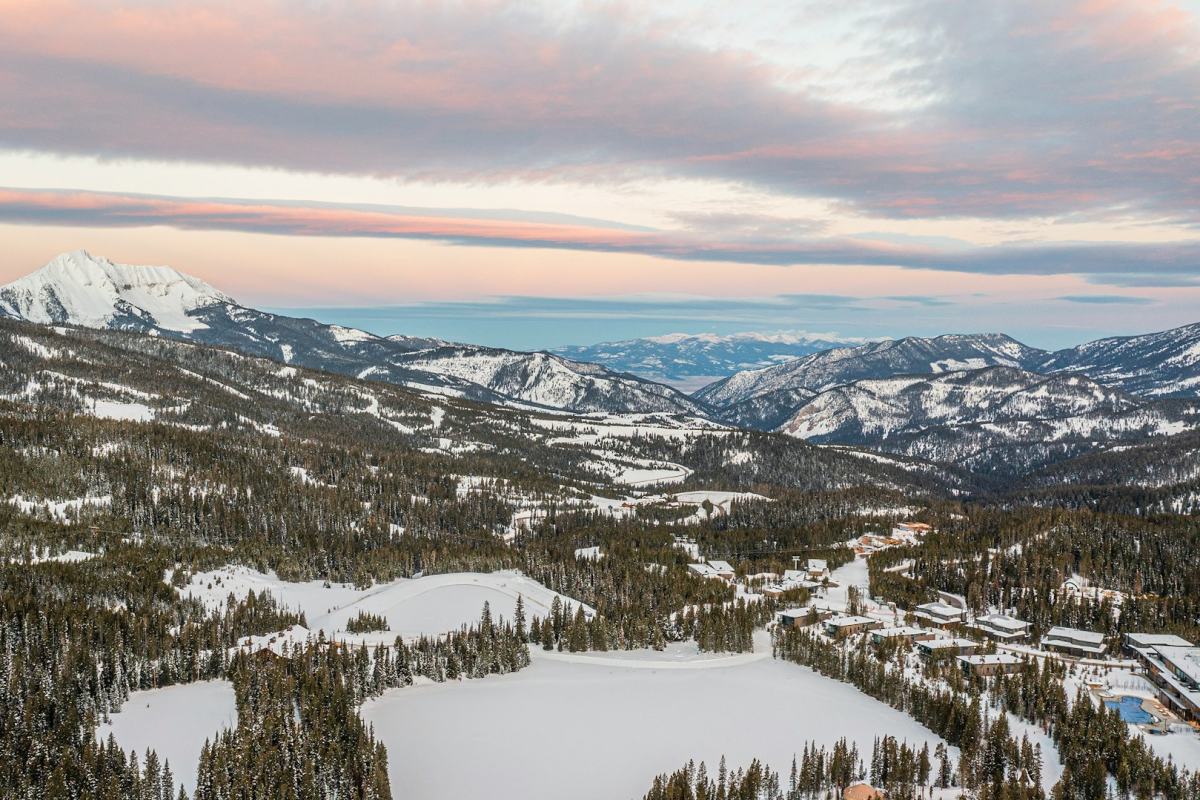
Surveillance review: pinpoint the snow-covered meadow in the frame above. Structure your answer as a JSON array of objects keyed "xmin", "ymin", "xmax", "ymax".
[
  {"xmin": 176, "ymin": 567, "xmax": 591, "ymax": 644},
  {"xmin": 96, "ymin": 680, "xmax": 237, "ymax": 795}
]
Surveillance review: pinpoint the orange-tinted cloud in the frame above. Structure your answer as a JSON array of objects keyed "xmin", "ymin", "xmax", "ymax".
[{"xmin": 2, "ymin": 186, "xmax": 1198, "ymax": 287}]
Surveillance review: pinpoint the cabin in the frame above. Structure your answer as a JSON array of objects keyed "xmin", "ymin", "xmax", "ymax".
[
  {"xmin": 911, "ymin": 602, "xmax": 965, "ymax": 628},
  {"xmin": 824, "ymin": 615, "xmax": 881, "ymax": 639},
  {"xmin": 958, "ymin": 654, "xmax": 1023, "ymax": 677},
  {"xmin": 1040, "ymin": 626, "xmax": 1107, "ymax": 658},
  {"xmin": 778, "ymin": 607, "xmax": 820, "ymax": 628},
  {"xmin": 763, "ymin": 578, "xmax": 822, "ymax": 599},
  {"xmin": 806, "ymin": 559, "xmax": 830, "ymax": 581},
  {"xmin": 917, "ymin": 638, "xmax": 979, "ymax": 659},
  {"xmin": 971, "ymin": 613, "xmax": 1031, "ymax": 642}
]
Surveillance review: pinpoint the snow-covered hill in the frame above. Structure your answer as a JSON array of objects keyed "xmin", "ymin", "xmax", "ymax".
[
  {"xmin": 1037, "ymin": 322, "xmax": 1200, "ymax": 398},
  {"xmin": 554, "ymin": 331, "xmax": 852, "ymax": 390},
  {"xmin": 778, "ymin": 367, "xmax": 1141, "ymax": 440},
  {"xmin": 697, "ymin": 334, "xmax": 1040, "ymax": 427},
  {"xmin": 0, "ymin": 251, "xmax": 707, "ymax": 416},
  {"xmin": 401, "ymin": 346, "xmax": 710, "ymax": 415}
]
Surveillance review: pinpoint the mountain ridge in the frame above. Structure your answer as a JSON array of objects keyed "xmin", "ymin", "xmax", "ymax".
[
  {"xmin": 0, "ymin": 251, "xmax": 710, "ymax": 417},
  {"xmin": 698, "ymin": 327, "xmax": 1200, "ymax": 430}
]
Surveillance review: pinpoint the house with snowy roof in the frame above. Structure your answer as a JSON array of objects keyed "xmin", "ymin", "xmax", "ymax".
[
  {"xmin": 958, "ymin": 653, "xmax": 1023, "ymax": 677},
  {"xmin": 1040, "ymin": 626, "xmax": 1107, "ymax": 658},
  {"xmin": 824, "ymin": 615, "xmax": 881, "ymax": 639},
  {"xmin": 870, "ymin": 626, "xmax": 935, "ymax": 645},
  {"xmin": 971, "ymin": 613, "xmax": 1031, "ymax": 642},
  {"xmin": 911, "ymin": 601, "xmax": 965, "ymax": 628},
  {"xmin": 1122, "ymin": 635, "xmax": 1200, "ymax": 721},
  {"xmin": 706, "ymin": 560, "xmax": 736, "ymax": 579},
  {"xmin": 917, "ymin": 638, "xmax": 979, "ymax": 659},
  {"xmin": 778, "ymin": 607, "xmax": 823, "ymax": 628}
]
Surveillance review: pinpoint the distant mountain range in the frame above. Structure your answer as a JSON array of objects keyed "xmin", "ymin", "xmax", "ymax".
[
  {"xmin": 695, "ymin": 329, "xmax": 1200, "ymax": 431},
  {"xmin": 3, "ymin": 250, "xmax": 1199, "ymax": 485},
  {"xmin": 554, "ymin": 331, "xmax": 855, "ymax": 391},
  {"xmin": 0, "ymin": 251, "xmax": 707, "ymax": 417}
]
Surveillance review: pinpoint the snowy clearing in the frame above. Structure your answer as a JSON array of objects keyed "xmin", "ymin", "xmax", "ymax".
[
  {"xmin": 176, "ymin": 567, "xmax": 590, "ymax": 642},
  {"xmin": 96, "ymin": 680, "xmax": 236, "ymax": 796}
]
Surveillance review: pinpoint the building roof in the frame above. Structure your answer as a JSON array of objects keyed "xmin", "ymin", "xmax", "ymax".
[
  {"xmin": 959, "ymin": 654, "xmax": 1022, "ymax": 666},
  {"xmin": 827, "ymin": 615, "xmax": 876, "ymax": 627},
  {"xmin": 919, "ymin": 637, "xmax": 977, "ymax": 650},
  {"xmin": 779, "ymin": 607, "xmax": 814, "ymax": 618},
  {"xmin": 873, "ymin": 626, "xmax": 926, "ymax": 638},
  {"xmin": 1156, "ymin": 646, "xmax": 1200, "ymax": 686},
  {"xmin": 707, "ymin": 560, "xmax": 735, "ymax": 573},
  {"xmin": 687, "ymin": 563, "xmax": 719, "ymax": 577},
  {"xmin": 1045, "ymin": 626, "xmax": 1106, "ymax": 645},
  {"xmin": 1124, "ymin": 632, "xmax": 1194, "ymax": 649},
  {"xmin": 913, "ymin": 602, "xmax": 964, "ymax": 620},
  {"xmin": 975, "ymin": 613, "xmax": 1029, "ymax": 631}
]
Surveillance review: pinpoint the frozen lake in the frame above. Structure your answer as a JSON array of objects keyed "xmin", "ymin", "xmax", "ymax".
[{"xmin": 362, "ymin": 646, "xmax": 958, "ymax": 800}]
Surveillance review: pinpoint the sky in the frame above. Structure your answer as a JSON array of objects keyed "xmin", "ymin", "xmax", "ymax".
[{"xmin": 1, "ymin": 0, "xmax": 1199, "ymax": 350}]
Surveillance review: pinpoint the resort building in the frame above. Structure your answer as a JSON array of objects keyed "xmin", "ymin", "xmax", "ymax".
[
  {"xmin": 777, "ymin": 607, "xmax": 821, "ymax": 628},
  {"xmin": 911, "ymin": 601, "xmax": 965, "ymax": 628},
  {"xmin": 824, "ymin": 615, "xmax": 881, "ymax": 639},
  {"xmin": 1122, "ymin": 632, "xmax": 1193, "ymax": 658},
  {"xmin": 1126, "ymin": 639, "xmax": 1200, "ymax": 722},
  {"xmin": 971, "ymin": 613, "xmax": 1031, "ymax": 642},
  {"xmin": 707, "ymin": 560, "xmax": 736, "ymax": 580},
  {"xmin": 958, "ymin": 654, "xmax": 1024, "ymax": 677},
  {"xmin": 806, "ymin": 559, "xmax": 830, "ymax": 581},
  {"xmin": 1040, "ymin": 626, "xmax": 1107, "ymax": 658},
  {"xmin": 917, "ymin": 638, "xmax": 980, "ymax": 659},
  {"xmin": 870, "ymin": 626, "xmax": 935, "ymax": 645}
]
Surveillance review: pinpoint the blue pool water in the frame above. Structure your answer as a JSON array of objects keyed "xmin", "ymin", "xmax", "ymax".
[{"xmin": 1105, "ymin": 696, "xmax": 1156, "ymax": 724}]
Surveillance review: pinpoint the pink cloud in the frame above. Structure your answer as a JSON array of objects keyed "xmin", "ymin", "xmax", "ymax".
[{"xmin": 0, "ymin": 1, "xmax": 1198, "ymax": 220}]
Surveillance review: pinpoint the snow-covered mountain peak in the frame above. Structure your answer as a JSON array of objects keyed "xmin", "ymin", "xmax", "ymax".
[{"xmin": 0, "ymin": 250, "xmax": 234, "ymax": 332}]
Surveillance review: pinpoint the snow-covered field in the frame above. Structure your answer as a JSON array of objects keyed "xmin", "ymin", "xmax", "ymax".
[
  {"xmin": 315, "ymin": 572, "xmax": 593, "ymax": 643},
  {"xmin": 362, "ymin": 648, "xmax": 959, "ymax": 800},
  {"xmin": 177, "ymin": 567, "xmax": 591, "ymax": 643},
  {"xmin": 96, "ymin": 680, "xmax": 236, "ymax": 795}
]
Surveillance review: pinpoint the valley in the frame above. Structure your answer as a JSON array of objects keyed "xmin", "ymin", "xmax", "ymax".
[{"xmin": 2, "ymin": 252, "xmax": 1199, "ymax": 800}]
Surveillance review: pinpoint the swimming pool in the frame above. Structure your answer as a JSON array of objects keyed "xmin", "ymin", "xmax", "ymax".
[{"xmin": 1105, "ymin": 695, "xmax": 1156, "ymax": 725}]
